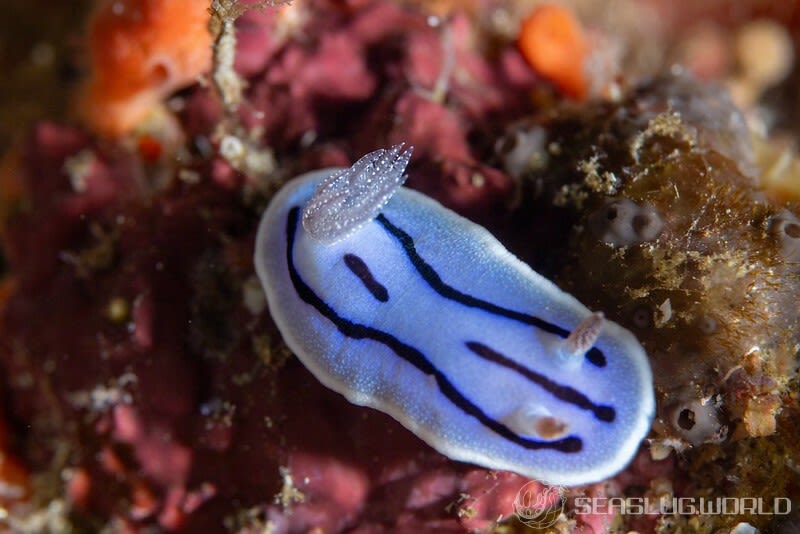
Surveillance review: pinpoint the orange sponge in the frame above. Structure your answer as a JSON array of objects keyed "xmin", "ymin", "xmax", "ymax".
[
  {"xmin": 79, "ymin": 0, "xmax": 212, "ymax": 137},
  {"xmin": 517, "ymin": 4, "xmax": 588, "ymax": 99}
]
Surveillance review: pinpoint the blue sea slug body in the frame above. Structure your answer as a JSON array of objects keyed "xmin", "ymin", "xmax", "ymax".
[{"xmin": 254, "ymin": 144, "xmax": 654, "ymax": 485}]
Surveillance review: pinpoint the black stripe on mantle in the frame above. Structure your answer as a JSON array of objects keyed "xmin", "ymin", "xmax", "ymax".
[
  {"xmin": 376, "ymin": 213, "xmax": 607, "ymax": 368},
  {"xmin": 285, "ymin": 206, "xmax": 582, "ymax": 453}
]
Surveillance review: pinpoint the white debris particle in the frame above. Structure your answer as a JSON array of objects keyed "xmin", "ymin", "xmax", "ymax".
[
  {"xmin": 654, "ymin": 298, "xmax": 672, "ymax": 328},
  {"xmin": 178, "ymin": 169, "xmax": 201, "ymax": 184},
  {"xmin": 69, "ymin": 372, "xmax": 137, "ymax": 412},
  {"xmin": 242, "ymin": 276, "xmax": 267, "ymax": 315},
  {"xmin": 274, "ymin": 466, "xmax": 305, "ymax": 509},
  {"xmin": 63, "ymin": 149, "xmax": 97, "ymax": 193}
]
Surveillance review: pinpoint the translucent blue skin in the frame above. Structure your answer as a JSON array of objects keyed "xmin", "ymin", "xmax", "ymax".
[{"xmin": 255, "ymin": 170, "xmax": 654, "ymax": 486}]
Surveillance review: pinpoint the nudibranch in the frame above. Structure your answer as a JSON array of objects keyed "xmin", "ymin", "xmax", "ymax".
[{"xmin": 254, "ymin": 144, "xmax": 654, "ymax": 485}]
